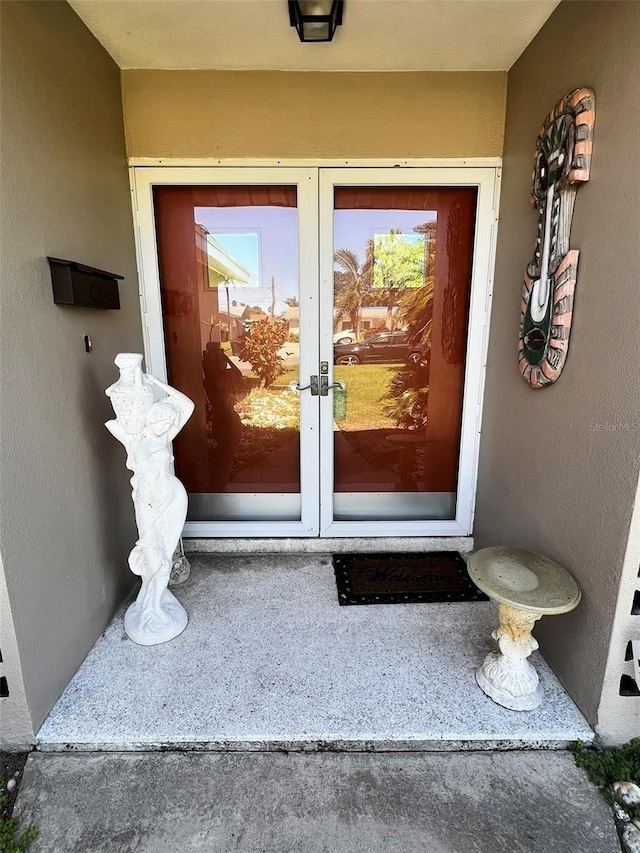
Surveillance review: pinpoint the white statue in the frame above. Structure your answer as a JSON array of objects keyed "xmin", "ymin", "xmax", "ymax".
[{"xmin": 105, "ymin": 353, "xmax": 194, "ymax": 646}]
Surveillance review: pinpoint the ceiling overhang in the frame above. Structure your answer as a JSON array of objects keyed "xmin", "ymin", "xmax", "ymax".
[{"xmin": 69, "ymin": 0, "xmax": 560, "ymax": 72}]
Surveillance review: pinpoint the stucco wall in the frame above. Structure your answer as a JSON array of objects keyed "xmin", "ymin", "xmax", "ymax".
[
  {"xmin": 121, "ymin": 70, "xmax": 506, "ymax": 159},
  {"xmin": 597, "ymin": 480, "xmax": 640, "ymax": 745},
  {"xmin": 475, "ymin": 1, "xmax": 640, "ymax": 726},
  {"xmin": 0, "ymin": 551, "xmax": 32, "ymax": 747},
  {"xmin": 0, "ymin": 0, "xmax": 143, "ymax": 737}
]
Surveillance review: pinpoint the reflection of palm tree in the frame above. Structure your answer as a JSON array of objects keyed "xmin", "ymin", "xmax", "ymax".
[
  {"xmin": 399, "ymin": 279, "xmax": 435, "ymax": 349},
  {"xmin": 381, "ymin": 222, "xmax": 436, "ymax": 430},
  {"xmin": 372, "ymin": 229, "xmax": 406, "ymax": 329},
  {"xmin": 400, "ymin": 221, "xmax": 437, "ymax": 348},
  {"xmin": 334, "ymin": 245, "xmax": 371, "ymax": 337}
]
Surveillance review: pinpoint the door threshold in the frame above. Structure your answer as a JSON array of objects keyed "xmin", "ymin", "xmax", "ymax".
[{"xmin": 184, "ymin": 536, "xmax": 473, "ymax": 554}]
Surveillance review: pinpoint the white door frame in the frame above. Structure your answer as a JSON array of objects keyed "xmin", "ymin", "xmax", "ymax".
[
  {"xmin": 130, "ymin": 161, "xmax": 500, "ymax": 538},
  {"xmin": 318, "ymin": 166, "xmax": 498, "ymax": 537},
  {"xmin": 131, "ymin": 166, "xmax": 321, "ymax": 537}
]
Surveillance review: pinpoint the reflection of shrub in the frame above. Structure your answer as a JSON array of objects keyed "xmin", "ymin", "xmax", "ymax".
[
  {"xmin": 239, "ymin": 318, "xmax": 289, "ymax": 387},
  {"xmin": 288, "ymin": 330, "xmax": 299, "ymax": 343},
  {"xmin": 237, "ymin": 387, "xmax": 300, "ymax": 429},
  {"xmin": 382, "ymin": 365, "xmax": 429, "ymax": 430},
  {"xmin": 231, "ymin": 426, "xmax": 298, "ymax": 476}
]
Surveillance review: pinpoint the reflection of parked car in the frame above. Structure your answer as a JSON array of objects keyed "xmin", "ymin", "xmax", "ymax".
[
  {"xmin": 333, "ymin": 329, "xmax": 357, "ymax": 344},
  {"xmin": 333, "ymin": 331, "xmax": 425, "ymax": 365}
]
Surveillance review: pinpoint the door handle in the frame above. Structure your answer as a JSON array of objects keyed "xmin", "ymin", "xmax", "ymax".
[
  {"xmin": 320, "ymin": 376, "xmax": 344, "ymax": 396},
  {"xmin": 296, "ymin": 375, "xmax": 319, "ymax": 396}
]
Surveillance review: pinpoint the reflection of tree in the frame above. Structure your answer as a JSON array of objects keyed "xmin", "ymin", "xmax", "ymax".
[
  {"xmin": 239, "ymin": 317, "xmax": 289, "ymax": 387},
  {"xmin": 373, "ymin": 231, "xmax": 425, "ymax": 289},
  {"xmin": 373, "ymin": 230, "xmax": 425, "ymax": 327},
  {"xmin": 333, "ymin": 245, "xmax": 373, "ymax": 337},
  {"xmin": 334, "ymin": 224, "xmax": 437, "ymax": 337},
  {"xmin": 381, "ymin": 221, "xmax": 436, "ymax": 430},
  {"xmin": 397, "ymin": 222, "xmax": 436, "ymax": 350},
  {"xmin": 414, "ymin": 222, "xmax": 437, "ymax": 279},
  {"xmin": 382, "ymin": 282, "xmax": 434, "ymax": 431},
  {"xmin": 400, "ymin": 285, "xmax": 434, "ymax": 347},
  {"xmin": 382, "ymin": 364, "xmax": 430, "ymax": 430},
  {"xmin": 333, "ymin": 222, "xmax": 437, "ymax": 430}
]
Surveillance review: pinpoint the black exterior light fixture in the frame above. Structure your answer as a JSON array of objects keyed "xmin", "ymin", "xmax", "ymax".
[{"xmin": 288, "ymin": 1, "xmax": 344, "ymax": 42}]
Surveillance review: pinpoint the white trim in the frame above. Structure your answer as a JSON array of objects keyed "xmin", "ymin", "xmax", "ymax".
[
  {"xmin": 129, "ymin": 157, "xmax": 503, "ymax": 169},
  {"xmin": 320, "ymin": 520, "xmax": 471, "ymax": 537},
  {"xmin": 130, "ymin": 163, "xmax": 499, "ymax": 538},
  {"xmin": 184, "ymin": 521, "xmax": 318, "ymax": 538}
]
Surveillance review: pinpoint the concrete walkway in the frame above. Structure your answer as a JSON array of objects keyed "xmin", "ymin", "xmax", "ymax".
[{"xmin": 14, "ymin": 750, "xmax": 620, "ymax": 852}]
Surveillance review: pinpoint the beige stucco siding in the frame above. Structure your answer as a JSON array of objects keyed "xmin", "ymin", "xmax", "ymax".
[
  {"xmin": 121, "ymin": 70, "xmax": 506, "ymax": 159},
  {"xmin": 0, "ymin": 551, "xmax": 32, "ymax": 746},
  {"xmin": 597, "ymin": 479, "xmax": 640, "ymax": 745},
  {"xmin": 475, "ymin": 0, "xmax": 640, "ymax": 729},
  {"xmin": 0, "ymin": 0, "xmax": 142, "ymax": 736}
]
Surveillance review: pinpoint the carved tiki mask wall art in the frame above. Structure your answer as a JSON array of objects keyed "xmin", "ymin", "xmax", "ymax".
[{"xmin": 518, "ymin": 87, "xmax": 595, "ymax": 388}]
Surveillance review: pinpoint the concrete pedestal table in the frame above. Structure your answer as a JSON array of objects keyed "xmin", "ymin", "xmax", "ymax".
[{"xmin": 468, "ymin": 547, "xmax": 581, "ymax": 711}]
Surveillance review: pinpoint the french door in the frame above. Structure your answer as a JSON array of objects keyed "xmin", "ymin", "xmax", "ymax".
[{"xmin": 131, "ymin": 165, "xmax": 497, "ymax": 537}]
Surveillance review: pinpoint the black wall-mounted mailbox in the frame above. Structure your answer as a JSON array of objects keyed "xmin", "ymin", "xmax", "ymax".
[{"xmin": 48, "ymin": 257, "xmax": 124, "ymax": 310}]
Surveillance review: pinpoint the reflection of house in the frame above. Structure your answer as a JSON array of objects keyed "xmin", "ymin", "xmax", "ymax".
[
  {"xmin": 217, "ymin": 303, "xmax": 251, "ymax": 347},
  {"xmin": 283, "ymin": 305, "xmax": 299, "ymax": 334},
  {"xmin": 334, "ymin": 305, "xmax": 401, "ymax": 332},
  {"xmin": 196, "ymin": 225, "xmax": 255, "ymax": 289},
  {"xmin": 195, "ymin": 223, "xmax": 255, "ymax": 351}
]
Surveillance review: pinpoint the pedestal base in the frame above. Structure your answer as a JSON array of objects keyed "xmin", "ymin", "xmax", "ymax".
[
  {"xmin": 475, "ymin": 603, "xmax": 544, "ymax": 711},
  {"xmin": 476, "ymin": 653, "xmax": 544, "ymax": 711},
  {"xmin": 124, "ymin": 588, "xmax": 188, "ymax": 646}
]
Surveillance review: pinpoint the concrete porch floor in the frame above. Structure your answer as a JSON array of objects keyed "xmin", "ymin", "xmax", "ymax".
[{"xmin": 37, "ymin": 553, "xmax": 593, "ymax": 751}]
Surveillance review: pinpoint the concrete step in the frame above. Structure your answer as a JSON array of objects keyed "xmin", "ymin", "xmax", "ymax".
[{"xmin": 37, "ymin": 553, "xmax": 593, "ymax": 752}]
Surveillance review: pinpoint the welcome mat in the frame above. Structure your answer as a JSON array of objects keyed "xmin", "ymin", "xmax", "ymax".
[{"xmin": 333, "ymin": 552, "xmax": 488, "ymax": 606}]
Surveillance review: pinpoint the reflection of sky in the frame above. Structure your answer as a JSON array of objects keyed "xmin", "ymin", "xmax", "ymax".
[
  {"xmin": 195, "ymin": 206, "xmax": 299, "ymax": 314},
  {"xmin": 212, "ymin": 233, "xmax": 260, "ymax": 281},
  {"xmin": 334, "ymin": 209, "xmax": 436, "ymax": 269},
  {"xmin": 193, "ymin": 206, "xmax": 436, "ymax": 313}
]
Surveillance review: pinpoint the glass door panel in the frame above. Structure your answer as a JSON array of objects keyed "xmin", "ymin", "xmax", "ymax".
[
  {"xmin": 135, "ymin": 165, "xmax": 495, "ymax": 536},
  {"xmin": 329, "ymin": 184, "xmax": 477, "ymax": 522},
  {"xmin": 153, "ymin": 185, "xmax": 306, "ymax": 523}
]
